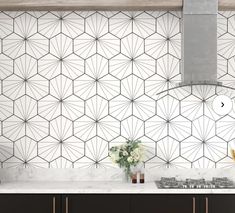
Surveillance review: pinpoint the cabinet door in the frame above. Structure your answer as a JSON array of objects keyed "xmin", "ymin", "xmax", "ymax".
[
  {"xmin": 62, "ymin": 194, "xmax": 130, "ymax": 213},
  {"xmin": 0, "ymin": 194, "xmax": 60, "ymax": 213},
  {"xmin": 131, "ymin": 195, "xmax": 197, "ymax": 213},
  {"xmin": 205, "ymin": 195, "xmax": 235, "ymax": 213}
]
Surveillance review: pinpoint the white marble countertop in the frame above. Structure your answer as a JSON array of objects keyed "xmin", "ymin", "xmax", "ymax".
[
  {"xmin": 1, "ymin": 168, "xmax": 235, "ymax": 194},
  {"xmin": 0, "ymin": 181, "xmax": 235, "ymax": 194}
]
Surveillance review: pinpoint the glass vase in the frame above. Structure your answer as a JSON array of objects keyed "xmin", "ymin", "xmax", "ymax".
[{"xmin": 122, "ymin": 168, "xmax": 131, "ymax": 183}]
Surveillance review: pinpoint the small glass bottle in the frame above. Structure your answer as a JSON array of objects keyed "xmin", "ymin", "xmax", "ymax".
[
  {"xmin": 140, "ymin": 167, "xmax": 145, "ymax": 183},
  {"xmin": 131, "ymin": 173, "xmax": 137, "ymax": 184},
  {"xmin": 140, "ymin": 173, "xmax": 145, "ymax": 183}
]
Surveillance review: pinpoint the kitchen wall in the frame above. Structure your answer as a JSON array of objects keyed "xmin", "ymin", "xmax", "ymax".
[{"xmin": 0, "ymin": 11, "xmax": 235, "ymax": 169}]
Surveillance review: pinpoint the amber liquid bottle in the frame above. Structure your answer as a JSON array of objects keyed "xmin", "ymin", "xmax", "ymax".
[
  {"xmin": 139, "ymin": 165, "xmax": 145, "ymax": 183},
  {"xmin": 131, "ymin": 173, "xmax": 137, "ymax": 184},
  {"xmin": 140, "ymin": 173, "xmax": 145, "ymax": 183}
]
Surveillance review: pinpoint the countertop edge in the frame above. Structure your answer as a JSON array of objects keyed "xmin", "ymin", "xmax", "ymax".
[{"xmin": 0, "ymin": 181, "xmax": 235, "ymax": 194}]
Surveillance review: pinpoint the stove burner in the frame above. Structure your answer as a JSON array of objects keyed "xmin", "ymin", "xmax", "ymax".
[
  {"xmin": 159, "ymin": 177, "xmax": 179, "ymax": 188},
  {"xmin": 156, "ymin": 177, "xmax": 235, "ymax": 189},
  {"xmin": 212, "ymin": 177, "xmax": 234, "ymax": 188}
]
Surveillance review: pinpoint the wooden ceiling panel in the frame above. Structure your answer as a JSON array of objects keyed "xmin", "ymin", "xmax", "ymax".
[{"xmin": 0, "ymin": 0, "xmax": 234, "ymax": 11}]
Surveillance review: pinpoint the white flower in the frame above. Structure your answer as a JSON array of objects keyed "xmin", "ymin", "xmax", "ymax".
[
  {"xmin": 123, "ymin": 151, "xmax": 128, "ymax": 156},
  {"xmin": 110, "ymin": 152, "xmax": 119, "ymax": 163},
  {"xmin": 132, "ymin": 147, "xmax": 145, "ymax": 162},
  {"xmin": 127, "ymin": 156, "xmax": 133, "ymax": 163},
  {"xmin": 133, "ymin": 153, "xmax": 140, "ymax": 162}
]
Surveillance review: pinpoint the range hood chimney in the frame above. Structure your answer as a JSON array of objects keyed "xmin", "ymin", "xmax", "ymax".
[{"xmin": 181, "ymin": 0, "xmax": 221, "ymax": 85}]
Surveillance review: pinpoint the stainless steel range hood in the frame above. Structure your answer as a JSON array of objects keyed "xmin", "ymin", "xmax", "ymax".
[{"xmin": 181, "ymin": 0, "xmax": 222, "ymax": 86}]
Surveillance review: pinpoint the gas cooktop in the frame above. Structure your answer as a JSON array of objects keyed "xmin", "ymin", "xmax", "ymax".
[{"xmin": 155, "ymin": 177, "xmax": 235, "ymax": 189}]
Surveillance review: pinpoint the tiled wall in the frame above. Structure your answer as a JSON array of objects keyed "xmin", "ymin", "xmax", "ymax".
[{"xmin": 0, "ymin": 11, "xmax": 235, "ymax": 169}]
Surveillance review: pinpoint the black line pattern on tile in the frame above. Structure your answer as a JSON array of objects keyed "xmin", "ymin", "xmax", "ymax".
[{"xmin": 0, "ymin": 11, "xmax": 235, "ymax": 169}]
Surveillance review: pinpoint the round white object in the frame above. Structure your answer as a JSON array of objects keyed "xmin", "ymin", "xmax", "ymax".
[{"xmin": 212, "ymin": 95, "xmax": 233, "ymax": 116}]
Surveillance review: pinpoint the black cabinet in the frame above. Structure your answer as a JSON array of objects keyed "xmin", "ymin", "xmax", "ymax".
[
  {"xmin": 62, "ymin": 194, "xmax": 130, "ymax": 213},
  {"xmin": 131, "ymin": 194, "xmax": 235, "ymax": 213},
  {"xmin": 206, "ymin": 195, "xmax": 235, "ymax": 213},
  {"xmin": 131, "ymin": 194, "xmax": 196, "ymax": 213},
  {"xmin": 0, "ymin": 194, "xmax": 235, "ymax": 213},
  {"xmin": 0, "ymin": 194, "xmax": 61, "ymax": 213}
]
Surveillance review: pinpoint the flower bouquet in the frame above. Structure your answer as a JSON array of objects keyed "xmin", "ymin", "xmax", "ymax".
[{"xmin": 109, "ymin": 140, "xmax": 145, "ymax": 182}]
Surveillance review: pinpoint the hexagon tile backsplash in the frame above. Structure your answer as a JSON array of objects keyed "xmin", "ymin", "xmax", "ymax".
[{"xmin": 0, "ymin": 11, "xmax": 235, "ymax": 169}]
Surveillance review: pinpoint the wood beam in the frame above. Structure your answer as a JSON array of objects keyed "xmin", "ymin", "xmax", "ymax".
[
  {"xmin": 0, "ymin": 0, "xmax": 183, "ymax": 11},
  {"xmin": 219, "ymin": 0, "xmax": 235, "ymax": 10},
  {"xmin": 0, "ymin": 0, "xmax": 234, "ymax": 11}
]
